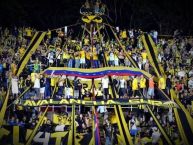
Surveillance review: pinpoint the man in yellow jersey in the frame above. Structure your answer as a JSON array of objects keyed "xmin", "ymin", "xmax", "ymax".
[
  {"xmin": 132, "ymin": 76, "xmax": 139, "ymax": 98},
  {"xmin": 51, "ymin": 77, "xmax": 57, "ymax": 97},
  {"xmin": 18, "ymin": 45, "xmax": 26, "ymax": 59},
  {"xmin": 139, "ymin": 75, "xmax": 146, "ymax": 97},
  {"xmin": 158, "ymin": 75, "xmax": 168, "ymax": 99},
  {"xmin": 84, "ymin": 35, "xmax": 90, "ymax": 46},
  {"xmin": 25, "ymin": 27, "xmax": 33, "ymax": 44},
  {"xmin": 121, "ymin": 29, "xmax": 127, "ymax": 41},
  {"xmin": 62, "ymin": 50, "xmax": 70, "ymax": 67},
  {"xmin": 11, "ymin": 60, "xmax": 17, "ymax": 75},
  {"xmin": 141, "ymin": 50, "xmax": 147, "ymax": 67},
  {"xmin": 80, "ymin": 48, "xmax": 86, "ymax": 68},
  {"xmin": 158, "ymin": 76, "xmax": 166, "ymax": 90},
  {"xmin": 25, "ymin": 27, "xmax": 32, "ymax": 37}
]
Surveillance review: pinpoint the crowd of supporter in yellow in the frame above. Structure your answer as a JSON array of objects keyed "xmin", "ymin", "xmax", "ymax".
[{"xmin": 0, "ymin": 25, "xmax": 193, "ymax": 145}]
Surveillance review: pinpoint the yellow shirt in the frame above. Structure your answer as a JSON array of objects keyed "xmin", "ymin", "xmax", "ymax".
[
  {"xmin": 121, "ymin": 30, "xmax": 127, "ymax": 39},
  {"xmin": 19, "ymin": 47, "xmax": 25, "ymax": 58},
  {"xmin": 70, "ymin": 88, "xmax": 73, "ymax": 96},
  {"xmin": 127, "ymin": 51, "xmax": 132, "ymax": 56},
  {"xmin": 26, "ymin": 28, "xmax": 32, "ymax": 37},
  {"xmin": 51, "ymin": 78, "xmax": 57, "ymax": 87},
  {"xmin": 84, "ymin": 38, "xmax": 89, "ymax": 45},
  {"xmin": 92, "ymin": 47, "xmax": 97, "ymax": 52},
  {"xmin": 86, "ymin": 52, "xmax": 91, "ymax": 60},
  {"xmin": 31, "ymin": 73, "xmax": 36, "ymax": 83},
  {"xmin": 11, "ymin": 63, "xmax": 17, "ymax": 75},
  {"xmin": 141, "ymin": 52, "xmax": 147, "ymax": 60},
  {"xmin": 97, "ymin": 90, "xmax": 103, "ymax": 96},
  {"xmin": 63, "ymin": 52, "xmax": 70, "ymax": 59},
  {"xmin": 105, "ymin": 52, "xmax": 109, "ymax": 61},
  {"xmin": 169, "ymin": 68, "xmax": 175, "ymax": 76},
  {"xmin": 80, "ymin": 50, "xmax": 85, "ymax": 59},
  {"xmin": 158, "ymin": 77, "xmax": 166, "ymax": 89},
  {"xmin": 110, "ymin": 115, "xmax": 117, "ymax": 124},
  {"xmin": 93, "ymin": 51, "xmax": 98, "ymax": 60},
  {"xmin": 132, "ymin": 78, "xmax": 138, "ymax": 90},
  {"xmin": 140, "ymin": 78, "xmax": 146, "ymax": 88}
]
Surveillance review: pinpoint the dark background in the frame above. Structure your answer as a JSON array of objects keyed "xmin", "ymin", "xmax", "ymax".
[{"xmin": 0, "ymin": 0, "xmax": 193, "ymax": 34}]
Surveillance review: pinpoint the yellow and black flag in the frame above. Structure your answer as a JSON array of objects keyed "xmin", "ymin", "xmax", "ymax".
[{"xmin": 16, "ymin": 32, "xmax": 46, "ymax": 76}]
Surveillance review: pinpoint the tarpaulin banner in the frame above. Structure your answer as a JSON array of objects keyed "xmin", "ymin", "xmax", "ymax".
[{"xmin": 16, "ymin": 98, "xmax": 177, "ymax": 108}]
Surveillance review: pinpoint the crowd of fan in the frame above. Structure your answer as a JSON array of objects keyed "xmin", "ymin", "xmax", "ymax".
[{"xmin": 0, "ymin": 26, "xmax": 192, "ymax": 145}]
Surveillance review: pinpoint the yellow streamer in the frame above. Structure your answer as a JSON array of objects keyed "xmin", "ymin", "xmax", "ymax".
[{"xmin": 0, "ymin": 84, "xmax": 11, "ymax": 127}]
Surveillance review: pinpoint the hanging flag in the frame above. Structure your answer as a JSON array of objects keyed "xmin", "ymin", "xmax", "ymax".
[
  {"xmin": 16, "ymin": 32, "xmax": 46, "ymax": 76},
  {"xmin": 43, "ymin": 66, "xmax": 147, "ymax": 79}
]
